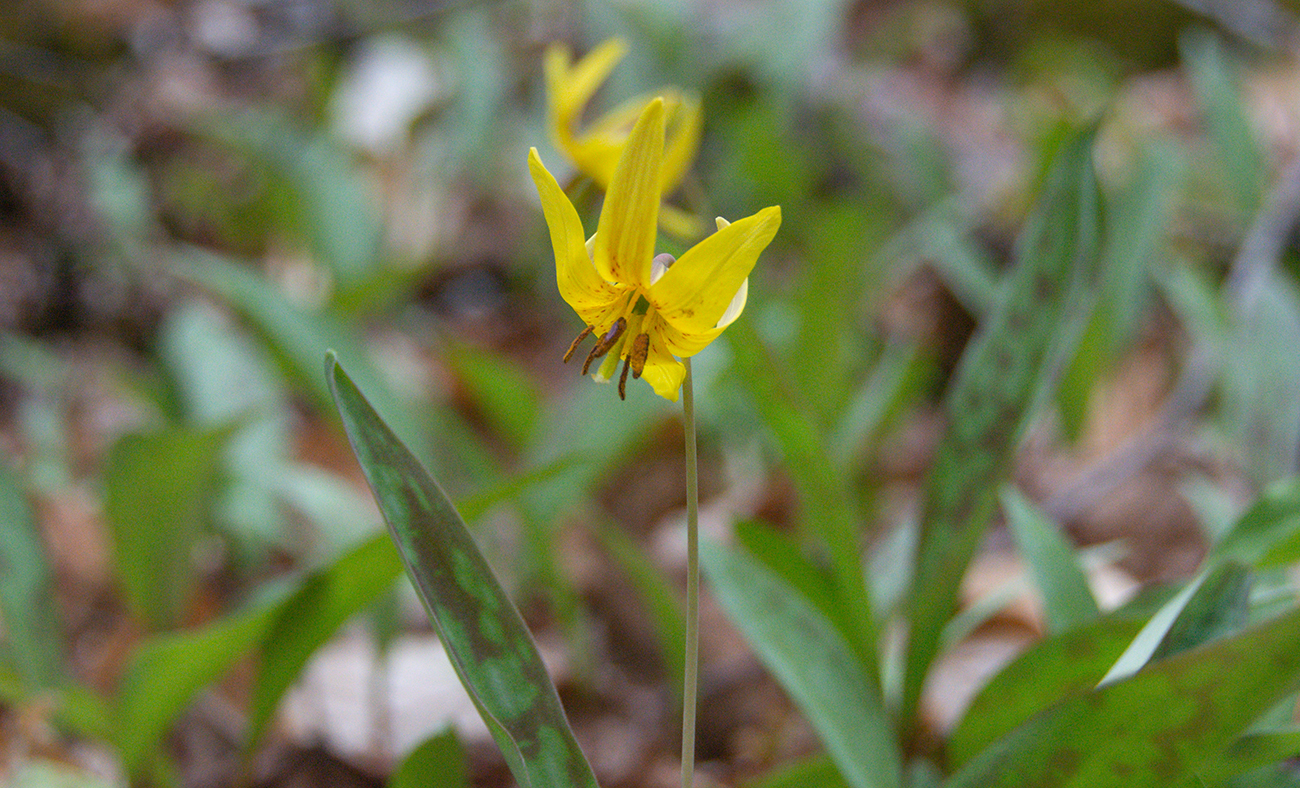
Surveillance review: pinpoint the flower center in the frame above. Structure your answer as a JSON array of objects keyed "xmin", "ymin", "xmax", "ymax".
[{"xmin": 562, "ymin": 286, "xmax": 659, "ymax": 400}]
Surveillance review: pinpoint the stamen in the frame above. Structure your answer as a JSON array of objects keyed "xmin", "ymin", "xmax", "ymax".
[
  {"xmin": 562, "ymin": 325, "xmax": 594, "ymax": 363},
  {"xmin": 618, "ymin": 354, "xmax": 632, "ymax": 399},
  {"xmin": 581, "ymin": 317, "xmax": 626, "ymax": 375},
  {"xmin": 630, "ymin": 333, "xmax": 650, "ymax": 378}
]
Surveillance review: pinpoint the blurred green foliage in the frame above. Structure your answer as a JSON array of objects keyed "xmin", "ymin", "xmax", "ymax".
[{"xmin": 3, "ymin": 0, "xmax": 1300, "ymax": 785}]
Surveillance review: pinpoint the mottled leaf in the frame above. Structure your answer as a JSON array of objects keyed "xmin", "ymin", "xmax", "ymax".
[
  {"xmin": 945, "ymin": 605, "xmax": 1300, "ymax": 788},
  {"xmin": 948, "ymin": 607, "xmax": 1157, "ymax": 766},
  {"xmin": 902, "ymin": 127, "xmax": 1103, "ymax": 725},
  {"xmin": 326, "ymin": 352, "xmax": 597, "ymax": 788}
]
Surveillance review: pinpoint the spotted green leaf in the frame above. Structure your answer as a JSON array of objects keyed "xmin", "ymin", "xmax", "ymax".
[
  {"xmin": 902, "ymin": 127, "xmax": 1102, "ymax": 726},
  {"xmin": 944, "ymin": 605, "xmax": 1300, "ymax": 788},
  {"xmin": 325, "ymin": 352, "xmax": 598, "ymax": 788}
]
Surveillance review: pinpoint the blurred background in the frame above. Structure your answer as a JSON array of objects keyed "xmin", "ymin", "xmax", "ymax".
[{"xmin": 3, "ymin": 0, "xmax": 1300, "ymax": 785}]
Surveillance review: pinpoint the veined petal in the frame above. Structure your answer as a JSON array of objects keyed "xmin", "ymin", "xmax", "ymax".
[
  {"xmin": 527, "ymin": 148, "xmax": 623, "ymax": 327},
  {"xmin": 594, "ymin": 98, "xmax": 664, "ymax": 288},
  {"xmin": 652, "ymin": 206, "xmax": 780, "ymax": 333},
  {"xmin": 639, "ymin": 338, "xmax": 686, "ymax": 401},
  {"xmin": 653, "ymin": 311, "xmax": 724, "ymax": 357}
]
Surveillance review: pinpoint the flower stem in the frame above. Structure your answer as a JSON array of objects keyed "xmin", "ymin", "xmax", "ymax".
[{"xmin": 680, "ymin": 358, "xmax": 700, "ymax": 788}]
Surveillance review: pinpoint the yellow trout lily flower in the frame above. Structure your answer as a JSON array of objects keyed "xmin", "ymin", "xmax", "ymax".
[
  {"xmin": 545, "ymin": 38, "xmax": 702, "ymax": 196},
  {"xmin": 529, "ymin": 98, "xmax": 781, "ymax": 401}
]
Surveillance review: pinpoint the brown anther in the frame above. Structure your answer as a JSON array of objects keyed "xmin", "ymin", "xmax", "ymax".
[
  {"xmin": 562, "ymin": 325, "xmax": 594, "ymax": 363},
  {"xmin": 581, "ymin": 317, "xmax": 626, "ymax": 375},
  {"xmin": 629, "ymin": 333, "xmax": 650, "ymax": 379},
  {"xmin": 617, "ymin": 354, "xmax": 632, "ymax": 399}
]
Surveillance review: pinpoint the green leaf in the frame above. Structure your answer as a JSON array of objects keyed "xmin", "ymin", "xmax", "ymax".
[
  {"xmin": 0, "ymin": 464, "xmax": 62, "ymax": 688},
  {"xmin": 901, "ymin": 200, "xmax": 1000, "ymax": 316},
  {"xmin": 0, "ymin": 667, "xmax": 112, "ymax": 742},
  {"xmin": 831, "ymin": 341, "xmax": 926, "ymax": 471},
  {"xmin": 1055, "ymin": 142, "xmax": 1180, "ymax": 439},
  {"xmin": 242, "ymin": 533, "xmax": 403, "ymax": 762},
  {"xmin": 733, "ymin": 520, "xmax": 850, "ymax": 651},
  {"xmin": 944, "ymin": 605, "xmax": 1300, "ymax": 788},
  {"xmin": 116, "ymin": 599, "xmax": 283, "ymax": 776},
  {"xmin": 1221, "ymin": 277, "xmax": 1300, "ymax": 487},
  {"xmin": 1181, "ymin": 28, "xmax": 1265, "ymax": 214},
  {"xmin": 176, "ymin": 249, "xmax": 497, "ymax": 493},
  {"xmin": 726, "ymin": 318, "xmax": 879, "ymax": 678},
  {"xmin": 447, "ymin": 344, "xmax": 542, "ymax": 451},
  {"xmin": 325, "ymin": 352, "xmax": 598, "ymax": 788},
  {"xmin": 1149, "ymin": 562, "xmax": 1252, "ymax": 661},
  {"xmin": 1212, "ymin": 477, "xmax": 1300, "ymax": 568},
  {"xmin": 388, "ymin": 728, "xmax": 470, "ymax": 788},
  {"xmin": 703, "ymin": 540, "xmax": 902, "ymax": 788},
  {"xmin": 1196, "ymin": 728, "xmax": 1300, "ymax": 785},
  {"xmin": 947, "ymin": 614, "xmax": 1148, "ymax": 767},
  {"xmin": 104, "ymin": 424, "xmax": 231, "ymax": 629},
  {"xmin": 743, "ymin": 753, "xmax": 851, "ymax": 788},
  {"xmin": 902, "ymin": 126, "xmax": 1103, "ymax": 725},
  {"xmin": 1001, "ymin": 486, "xmax": 1100, "ymax": 634}
]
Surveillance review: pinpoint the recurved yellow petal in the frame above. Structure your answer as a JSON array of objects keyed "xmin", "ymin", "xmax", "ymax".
[
  {"xmin": 654, "ymin": 206, "xmax": 780, "ymax": 334},
  {"xmin": 660, "ymin": 92, "xmax": 702, "ymax": 194},
  {"xmin": 593, "ymin": 98, "xmax": 664, "ymax": 288},
  {"xmin": 527, "ymin": 148, "xmax": 622, "ymax": 327},
  {"xmin": 545, "ymin": 39, "xmax": 627, "ymax": 122}
]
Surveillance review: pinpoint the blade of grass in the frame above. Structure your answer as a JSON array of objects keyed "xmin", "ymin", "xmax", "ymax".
[{"xmin": 326, "ymin": 352, "xmax": 598, "ymax": 788}]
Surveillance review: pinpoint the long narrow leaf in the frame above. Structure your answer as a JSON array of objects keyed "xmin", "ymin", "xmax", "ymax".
[
  {"xmin": 947, "ymin": 601, "xmax": 1166, "ymax": 766},
  {"xmin": 0, "ymin": 464, "xmax": 62, "ymax": 688},
  {"xmin": 242, "ymin": 533, "xmax": 403, "ymax": 763},
  {"xmin": 326, "ymin": 352, "xmax": 598, "ymax": 788},
  {"xmin": 945, "ymin": 605, "xmax": 1300, "ymax": 788},
  {"xmin": 116, "ymin": 600, "xmax": 283, "ymax": 776},
  {"xmin": 104, "ymin": 424, "xmax": 231, "ymax": 629},
  {"xmin": 1001, "ymin": 486, "xmax": 1100, "ymax": 634},
  {"xmin": 703, "ymin": 540, "xmax": 902, "ymax": 788},
  {"xmin": 901, "ymin": 128, "xmax": 1102, "ymax": 726}
]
